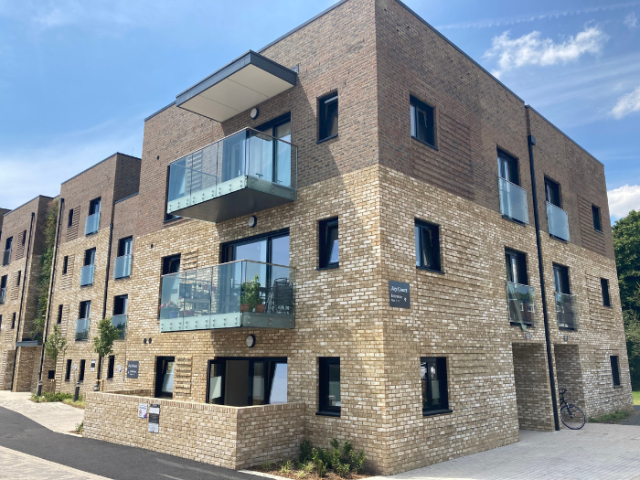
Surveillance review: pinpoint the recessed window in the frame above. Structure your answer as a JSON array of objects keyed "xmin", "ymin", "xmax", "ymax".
[
  {"xmin": 165, "ymin": 167, "xmax": 181, "ymax": 222},
  {"xmin": 318, "ymin": 357, "xmax": 341, "ymax": 416},
  {"xmin": 421, "ymin": 357, "xmax": 450, "ymax": 415},
  {"xmin": 79, "ymin": 300, "xmax": 91, "ymax": 319},
  {"xmin": 65, "ymin": 359, "xmax": 72, "ymax": 381},
  {"xmin": 107, "ymin": 355, "xmax": 115, "ymax": 379},
  {"xmin": 505, "ymin": 249, "xmax": 534, "ymax": 327},
  {"xmin": 0, "ymin": 315, "xmax": 2, "ymax": 330},
  {"xmin": 12, "ymin": 312, "xmax": 16, "ymax": 329},
  {"xmin": 16, "ymin": 271, "xmax": 21, "ymax": 286},
  {"xmin": 610, "ymin": 356, "xmax": 621, "ymax": 386},
  {"xmin": 553, "ymin": 264, "xmax": 571, "ymax": 295},
  {"xmin": 89, "ymin": 198, "xmax": 101, "ymax": 216},
  {"xmin": 498, "ymin": 150, "xmax": 519, "ymax": 185},
  {"xmin": 21, "ymin": 230, "xmax": 26, "ymax": 246},
  {"xmin": 162, "ymin": 254, "xmax": 181, "ymax": 275},
  {"xmin": 84, "ymin": 248, "xmax": 96, "ymax": 266},
  {"xmin": 47, "ymin": 370, "xmax": 55, "ymax": 380},
  {"xmin": 68, "ymin": 208, "xmax": 74, "ymax": 227},
  {"xmin": 62, "ymin": 256, "xmax": 69, "ymax": 275},
  {"xmin": 601, "ymin": 278, "xmax": 611, "ymax": 307},
  {"xmin": 415, "ymin": 220, "xmax": 441, "ymax": 272},
  {"xmin": 57, "ymin": 304, "xmax": 63, "ymax": 324},
  {"xmin": 410, "ymin": 96, "xmax": 435, "ymax": 147},
  {"xmin": 155, "ymin": 356, "xmax": 175, "ymax": 398},
  {"xmin": 114, "ymin": 295, "xmax": 128, "ymax": 316},
  {"xmin": 118, "ymin": 237, "xmax": 133, "ymax": 257},
  {"xmin": 592, "ymin": 205, "xmax": 602, "ymax": 232},
  {"xmin": 318, "ymin": 92, "xmax": 339, "ymax": 142},
  {"xmin": 78, "ymin": 360, "xmax": 86, "ymax": 382},
  {"xmin": 545, "ymin": 178, "xmax": 561, "ymax": 207},
  {"xmin": 505, "ymin": 249, "xmax": 528, "ymax": 285},
  {"xmin": 319, "ymin": 218, "xmax": 339, "ymax": 269}
]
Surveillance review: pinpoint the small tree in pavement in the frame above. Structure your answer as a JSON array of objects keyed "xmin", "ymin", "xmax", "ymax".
[
  {"xmin": 44, "ymin": 324, "xmax": 67, "ymax": 391},
  {"xmin": 93, "ymin": 318, "xmax": 120, "ymax": 389}
]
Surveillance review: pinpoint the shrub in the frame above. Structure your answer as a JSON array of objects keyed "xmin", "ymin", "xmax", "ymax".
[{"xmin": 279, "ymin": 460, "xmax": 293, "ymax": 474}]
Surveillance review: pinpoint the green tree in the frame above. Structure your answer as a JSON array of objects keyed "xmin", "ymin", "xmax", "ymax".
[
  {"xmin": 44, "ymin": 324, "xmax": 68, "ymax": 376},
  {"xmin": 613, "ymin": 209, "xmax": 640, "ymax": 389},
  {"xmin": 93, "ymin": 317, "xmax": 120, "ymax": 386}
]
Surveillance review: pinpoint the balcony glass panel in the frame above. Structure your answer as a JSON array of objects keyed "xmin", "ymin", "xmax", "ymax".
[
  {"xmin": 114, "ymin": 255, "xmax": 132, "ymax": 279},
  {"xmin": 111, "ymin": 314, "xmax": 127, "ymax": 340},
  {"xmin": 555, "ymin": 292, "xmax": 578, "ymax": 330},
  {"xmin": 160, "ymin": 260, "xmax": 295, "ymax": 332},
  {"xmin": 75, "ymin": 318, "xmax": 90, "ymax": 341},
  {"xmin": 166, "ymin": 128, "xmax": 297, "ymax": 223},
  {"xmin": 547, "ymin": 202, "xmax": 570, "ymax": 241},
  {"xmin": 80, "ymin": 265, "xmax": 95, "ymax": 286},
  {"xmin": 498, "ymin": 177, "xmax": 529, "ymax": 224},
  {"xmin": 85, "ymin": 212, "xmax": 100, "ymax": 235},
  {"xmin": 506, "ymin": 282, "xmax": 536, "ymax": 327},
  {"xmin": 0, "ymin": 288, "xmax": 5, "ymax": 305},
  {"xmin": 2, "ymin": 249, "xmax": 10, "ymax": 266}
]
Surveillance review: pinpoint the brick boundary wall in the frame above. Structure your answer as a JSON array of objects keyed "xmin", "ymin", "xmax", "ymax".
[{"xmin": 84, "ymin": 392, "xmax": 304, "ymax": 469}]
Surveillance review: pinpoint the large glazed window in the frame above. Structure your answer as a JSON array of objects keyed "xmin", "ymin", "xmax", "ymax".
[
  {"xmin": 415, "ymin": 220, "xmax": 441, "ymax": 272},
  {"xmin": 410, "ymin": 96, "xmax": 435, "ymax": 147},
  {"xmin": 318, "ymin": 92, "xmax": 338, "ymax": 142},
  {"xmin": 420, "ymin": 357, "xmax": 450, "ymax": 415},
  {"xmin": 505, "ymin": 248, "xmax": 535, "ymax": 327},
  {"xmin": 318, "ymin": 357, "xmax": 341, "ymax": 416}
]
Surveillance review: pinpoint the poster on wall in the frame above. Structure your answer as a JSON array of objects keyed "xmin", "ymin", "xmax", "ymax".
[
  {"xmin": 148, "ymin": 404, "xmax": 160, "ymax": 433},
  {"xmin": 138, "ymin": 403, "xmax": 148, "ymax": 419}
]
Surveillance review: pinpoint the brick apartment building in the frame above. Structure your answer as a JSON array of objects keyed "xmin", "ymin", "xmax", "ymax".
[{"xmin": 0, "ymin": 0, "xmax": 633, "ymax": 474}]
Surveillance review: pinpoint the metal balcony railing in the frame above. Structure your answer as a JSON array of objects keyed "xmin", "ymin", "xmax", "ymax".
[
  {"xmin": 75, "ymin": 318, "xmax": 90, "ymax": 341},
  {"xmin": 0, "ymin": 288, "xmax": 6, "ymax": 305},
  {"xmin": 114, "ymin": 254, "xmax": 132, "ymax": 279},
  {"xmin": 555, "ymin": 292, "xmax": 579, "ymax": 330},
  {"xmin": 85, "ymin": 212, "xmax": 100, "ymax": 235},
  {"xmin": 498, "ymin": 177, "xmax": 529, "ymax": 224},
  {"xmin": 166, "ymin": 128, "xmax": 297, "ymax": 223},
  {"xmin": 506, "ymin": 281, "xmax": 536, "ymax": 328},
  {"xmin": 2, "ymin": 248, "xmax": 11, "ymax": 266},
  {"xmin": 547, "ymin": 202, "xmax": 570, "ymax": 241},
  {"xmin": 159, "ymin": 259, "xmax": 295, "ymax": 332},
  {"xmin": 111, "ymin": 314, "xmax": 127, "ymax": 340},
  {"xmin": 79, "ymin": 265, "xmax": 95, "ymax": 286}
]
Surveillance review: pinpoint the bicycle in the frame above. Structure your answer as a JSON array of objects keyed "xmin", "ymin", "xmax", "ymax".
[{"xmin": 559, "ymin": 388, "xmax": 586, "ymax": 430}]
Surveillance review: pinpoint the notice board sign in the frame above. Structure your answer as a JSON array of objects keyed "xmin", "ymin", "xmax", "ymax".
[
  {"xmin": 138, "ymin": 403, "xmax": 148, "ymax": 419},
  {"xmin": 389, "ymin": 281, "xmax": 410, "ymax": 309},
  {"xmin": 127, "ymin": 361, "xmax": 139, "ymax": 379},
  {"xmin": 148, "ymin": 404, "xmax": 160, "ymax": 433}
]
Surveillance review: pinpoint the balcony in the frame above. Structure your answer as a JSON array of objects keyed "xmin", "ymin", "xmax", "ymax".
[
  {"xmin": 555, "ymin": 292, "xmax": 578, "ymax": 330},
  {"xmin": 506, "ymin": 282, "xmax": 536, "ymax": 327},
  {"xmin": 159, "ymin": 260, "xmax": 295, "ymax": 333},
  {"xmin": 498, "ymin": 177, "xmax": 529, "ymax": 224},
  {"xmin": 167, "ymin": 128, "xmax": 297, "ymax": 223},
  {"xmin": 80, "ymin": 265, "xmax": 95, "ymax": 286},
  {"xmin": 111, "ymin": 314, "xmax": 127, "ymax": 340},
  {"xmin": 75, "ymin": 318, "xmax": 90, "ymax": 341},
  {"xmin": 2, "ymin": 248, "xmax": 10, "ymax": 266},
  {"xmin": 547, "ymin": 202, "xmax": 570, "ymax": 241},
  {"xmin": 85, "ymin": 212, "xmax": 100, "ymax": 235},
  {"xmin": 114, "ymin": 255, "xmax": 132, "ymax": 279},
  {"xmin": 0, "ymin": 288, "xmax": 5, "ymax": 305}
]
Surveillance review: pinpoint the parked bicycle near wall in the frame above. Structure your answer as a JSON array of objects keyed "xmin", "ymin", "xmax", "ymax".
[{"xmin": 559, "ymin": 388, "xmax": 586, "ymax": 430}]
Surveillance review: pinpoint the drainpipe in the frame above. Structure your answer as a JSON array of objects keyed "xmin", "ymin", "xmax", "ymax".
[
  {"xmin": 526, "ymin": 123, "xmax": 560, "ymax": 431},
  {"xmin": 10, "ymin": 212, "xmax": 35, "ymax": 391},
  {"xmin": 97, "ymin": 213, "xmax": 115, "ymax": 388},
  {"xmin": 36, "ymin": 198, "xmax": 64, "ymax": 396}
]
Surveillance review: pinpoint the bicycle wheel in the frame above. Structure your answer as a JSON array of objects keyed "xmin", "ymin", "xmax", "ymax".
[{"xmin": 561, "ymin": 404, "xmax": 586, "ymax": 430}]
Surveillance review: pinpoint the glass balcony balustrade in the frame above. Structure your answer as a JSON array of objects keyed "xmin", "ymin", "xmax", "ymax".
[
  {"xmin": 0, "ymin": 288, "xmax": 5, "ymax": 305},
  {"xmin": 114, "ymin": 255, "xmax": 132, "ymax": 279},
  {"xmin": 547, "ymin": 202, "xmax": 570, "ymax": 241},
  {"xmin": 111, "ymin": 314, "xmax": 127, "ymax": 340},
  {"xmin": 85, "ymin": 212, "xmax": 100, "ymax": 235},
  {"xmin": 498, "ymin": 177, "xmax": 529, "ymax": 224},
  {"xmin": 555, "ymin": 292, "xmax": 579, "ymax": 330},
  {"xmin": 75, "ymin": 318, "xmax": 90, "ymax": 341},
  {"xmin": 166, "ymin": 128, "xmax": 297, "ymax": 223},
  {"xmin": 506, "ymin": 282, "xmax": 536, "ymax": 328},
  {"xmin": 79, "ymin": 265, "xmax": 95, "ymax": 286},
  {"xmin": 159, "ymin": 260, "xmax": 295, "ymax": 332},
  {"xmin": 2, "ymin": 248, "xmax": 10, "ymax": 266}
]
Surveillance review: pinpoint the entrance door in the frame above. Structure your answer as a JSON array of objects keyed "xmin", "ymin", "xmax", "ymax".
[{"xmin": 155, "ymin": 357, "xmax": 175, "ymax": 398}]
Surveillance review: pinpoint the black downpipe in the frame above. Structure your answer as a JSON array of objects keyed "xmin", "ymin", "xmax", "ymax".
[
  {"xmin": 10, "ymin": 212, "xmax": 35, "ymax": 391},
  {"xmin": 98, "ymin": 221, "xmax": 114, "ymax": 384},
  {"xmin": 36, "ymin": 198, "xmax": 64, "ymax": 394},
  {"xmin": 526, "ymin": 131, "xmax": 560, "ymax": 431}
]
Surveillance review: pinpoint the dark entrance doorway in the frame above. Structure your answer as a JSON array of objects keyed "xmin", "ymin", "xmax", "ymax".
[{"xmin": 155, "ymin": 356, "xmax": 175, "ymax": 398}]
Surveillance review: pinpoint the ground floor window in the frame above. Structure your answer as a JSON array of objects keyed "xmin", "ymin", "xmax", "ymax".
[
  {"xmin": 78, "ymin": 359, "xmax": 86, "ymax": 383},
  {"xmin": 155, "ymin": 356, "xmax": 175, "ymax": 398},
  {"xmin": 207, "ymin": 357, "xmax": 287, "ymax": 406},
  {"xmin": 421, "ymin": 357, "xmax": 450, "ymax": 415},
  {"xmin": 611, "ymin": 355, "xmax": 621, "ymax": 386},
  {"xmin": 318, "ymin": 357, "xmax": 341, "ymax": 416}
]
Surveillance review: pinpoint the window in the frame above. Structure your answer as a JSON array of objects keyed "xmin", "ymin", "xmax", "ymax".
[
  {"xmin": 1, "ymin": 275, "xmax": 6, "ymax": 289},
  {"xmin": 222, "ymin": 230, "xmax": 290, "ymax": 266},
  {"xmin": 592, "ymin": 205, "xmax": 602, "ymax": 232},
  {"xmin": 415, "ymin": 220, "xmax": 441, "ymax": 272},
  {"xmin": 68, "ymin": 208, "xmax": 74, "ymax": 227},
  {"xmin": 318, "ymin": 357, "xmax": 341, "ymax": 416},
  {"xmin": 78, "ymin": 360, "xmax": 86, "ymax": 382},
  {"xmin": 114, "ymin": 295, "xmax": 128, "ymax": 316},
  {"xmin": 84, "ymin": 248, "xmax": 96, "ymax": 266},
  {"xmin": 47, "ymin": 370, "xmax": 55, "ymax": 380},
  {"xmin": 545, "ymin": 178, "xmax": 561, "ymax": 207},
  {"xmin": 498, "ymin": 150, "xmax": 519, "ymax": 185},
  {"xmin": 553, "ymin": 264, "xmax": 571, "ymax": 295},
  {"xmin": 12, "ymin": 312, "xmax": 16, "ymax": 329},
  {"xmin": 207, "ymin": 358, "xmax": 288, "ymax": 406},
  {"xmin": 553, "ymin": 263, "xmax": 576, "ymax": 330},
  {"xmin": 65, "ymin": 359, "xmax": 72, "ymax": 381},
  {"xmin": 57, "ymin": 305, "xmax": 63, "ymax": 324},
  {"xmin": 118, "ymin": 237, "xmax": 133, "ymax": 257},
  {"xmin": 611, "ymin": 356, "xmax": 621, "ymax": 386},
  {"xmin": 318, "ymin": 218, "xmax": 339, "ymax": 269},
  {"xmin": 318, "ymin": 92, "xmax": 338, "ymax": 142},
  {"xmin": 505, "ymin": 249, "xmax": 528, "ymax": 285},
  {"xmin": 21, "ymin": 230, "xmax": 26, "ymax": 246},
  {"xmin": 162, "ymin": 254, "xmax": 181, "ymax": 276},
  {"xmin": 62, "ymin": 256, "xmax": 69, "ymax": 275},
  {"xmin": 3, "ymin": 236, "xmax": 12, "ymax": 265},
  {"xmin": 5, "ymin": 236, "xmax": 12, "ymax": 251},
  {"xmin": 16, "ymin": 271, "xmax": 21, "ymax": 286},
  {"xmin": 89, "ymin": 198, "xmax": 101, "ymax": 216},
  {"xmin": 421, "ymin": 357, "xmax": 450, "ymax": 415},
  {"xmin": 155, "ymin": 356, "xmax": 175, "ymax": 398},
  {"xmin": 165, "ymin": 167, "xmax": 181, "ymax": 222},
  {"xmin": 79, "ymin": 300, "xmax": 91, "ymax": 319},
  {"xmin": 107, "ymin": 355, "xmax": 115, "ymax": 379},
  {"xmin": 410, "ymin": 96, "xmax": 435, "ymax": 147},
  {"xmin": 0, "ymin": 315, "xmax": 2, "ymax": 331},
  {"xmin": 601, "ymin": 278, "xmax": 611, "ymax": 307}
]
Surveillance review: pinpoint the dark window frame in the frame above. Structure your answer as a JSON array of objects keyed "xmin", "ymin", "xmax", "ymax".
[
  {"xmin": 505, "ymin": 248, "xmax": 529, "ymax": 285},
  {"xmin": 318, "ymin": 91, "xmax": 339, "ymax": 143},
  {"xmin": 221, "ymin": 228, "xmax": 290, "ymax": 264},
  {"xmin": 421, "ymin": 357, "xmax": 451, "ymax": 415},
  {"xmin": 79, "ymin": 300, "xmax": 91, "ymax": 320},
  {"xmin": 107, "ymin": 355, "xmax": 115, "ymax": 379},
  {"xmin": 592, "ymin": 205, "xmax": 602, "ymax": 232},
  {"xmin": 62, "ymin": 256, "xmax": 69, "ymax": 275},
  {"xmin": 164, "ymin": 166, "xmax": 181, "ymax": 222},
  {"xmin": 117, "ymin": 236, "xmax": 133, "ymax": 257},
  {"xmin": 65, "ymin": 359, "xmax": 72, "ymax": 381},
  {"xmin": 16, "ymin": 271, "xmax": 21, "ymax": 286},
  {"xmin": 161, "ymin": 254, "xmax": 181, "ymax": 276},
  {"xmin": 113, "ymin": 294, "xmax": 128, "ymax": 316},
  {"xmin": 410, "ymin": 95, "xmax": 436, "ymax": 148},
  {"xmin": 318, "ymin": 218, "xmax": 339, "ymax": 270},
  {"xmin": 155, "ymin": 356, "xmax": 176, "ymax": 399},
  {"xmin": 610, "ymin": 355, "xmax": 621, "ymax": 386},
  {"xmin": 68, "ymin": 208, "xmax": 74, "ymax": 227},
  {"xmin": 57, "ymin": 304, "xmax": 63, "ymax": 324},
  {"xmin": 89, "ymin": 197, "xmax": 101, "ymax": 216},
  {"xmin": 601, "ymin": 278, "xmax": 611, "ymax": 307},
  {"xmin": 12, "ymin": 312, "xmax": 16, "ymax": 329},
  {"xmin": 498, "ymin": 149, "xmax": 520, "ymax": 185},
  {"xmin": 318, "ymin": 357, "xmax": 341, "ymax": 417},
  {"xmin": 544, "ymin": 177, "xmax": 562, "ymax": 208},
  {"xmin": 84, "ymin": 248, "xmax": 96, "ymax": 267},
  {"xmin": 78, "ymin": 359, "xmax": 86, "ymax": 382},
  {"xmin": 553, "ymin": 263, "xmax": 571, "ymax": 295},
  {"xmin": 21, "ymin": 230, "xmax": 26, "ymax": 246},
  {"xmin": 415, "ymin": 220, "xmax": 442, "ymax": 273}
]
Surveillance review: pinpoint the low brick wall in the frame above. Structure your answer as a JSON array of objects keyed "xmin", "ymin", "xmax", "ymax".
[{"xmin": 84, "ymin": 392, "xmax": 304, "ymax": 469}]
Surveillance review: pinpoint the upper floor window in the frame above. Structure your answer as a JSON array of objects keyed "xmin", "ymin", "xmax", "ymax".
[
  {"xmin": 118, "ymin": 237, "xmax": 133, "ymax": 257},
  {"xmin": 114, "ymin": 294, "xmax": 128, "ymax": 316},
  {"xmin": 89, "ymin": 198, "xmax": 101, "ymax": 216},
  {"xmin": 57, "ymin": 304, "xmax": 63, "ymax": 324},
  {"xmin": 21, "ymin": 230, "xmax": 26, "ymax": 246},
  {"xmin": 498, "ymin": 150, "xmax": 519, "ymax": 185},
  {"xmin": 318, "ymin": 357, "xmax": 341, "ymax": 416},
  {"xmin": 3, "ymin": 236, "xmax": 12, "ymax": 265},
  {"xmin": 162, "ymin": 254, "xmax": 181, "ymax": 276},
  {"xmin": 421, "ymin": 357, "xmax": 449, "ymax": 415},
  {"xmin": 165, "ymin": 166, "xmax": 180, "ymax": 222},
  {"xmin": 68, "ymin": 208, "xmax": 74, "ymax": 227},
  {"xmin": 553, "ymin": 264, "xmax": 571, "ymax": 295},
  {"xmin": 601, "ymin": 278, "xmax": 611, "ymax": 307},
  {"xmin": 79, "ymin": 300, "xmax": 91, "ymax": 319},
  {"xmin": 610, "ymin": 356, "xmax": 621, "ymax": 386},
  {"xmin": 410, "ymin": 96, "xmax": 435, "ymax": 147},
  {"xmin": 505, "ymin": 249, "xmax": 528, "ymax": 285},
  {"xmin": 84, "ymin": 248, "xmax": 96, "ymax": 266},
  {"xmin": 318, "ymin": 218, "xmax": 339, "ymax": 269},
  {"xmin": 16, "ymin": 271, "xmax": 21, "ymax": 286},
  {"xmin": 318, "ymin": 92, "xmax": 338, "ymax": 142},
  {"xmin": 415, "ymin": 220, "xmax": 441, "ymax": 272},
  {"xmin": 62, "ymin": 256, "xmax": 69, "ymax": 275},
  {"xmin": 12, "ymin": 312, "xmax": 16, "ymax": 329},
  {"xmin": 545, "ymin": 178, "xmax": 561, "ymax": 207},
  {"xmin": 1, "ymin": 275, "xmax": 7, "ymax": 289},
  {"xmin": 223, "ymin": 230, "xmax": 290, "ymax": 266},
  {"xmin": 5, "ymin": 236, "xmax": 12, "ymax": 251},
  {"xmin": 592, "ymin": 205, "xmax": 602, "ymax": 232}
]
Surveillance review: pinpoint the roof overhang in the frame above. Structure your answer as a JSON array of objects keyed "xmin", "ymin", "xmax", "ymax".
[{"xmin": 176, "ymin": 50, "xmax": 297, "ymax": 122}]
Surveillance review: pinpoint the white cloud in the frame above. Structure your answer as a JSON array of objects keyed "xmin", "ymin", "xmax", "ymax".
[
  {"xmin": 624, "ymin": 12, "xmax": 639, "ymax": 28},
  {"xmin": 611, "ymin": 85, "xmax": 640, "ymax": 118},
  {"xmin": 608, "ymin": 185, "xmax": 640, "ymax": 219},
  {"xmin": 484, "ymin": 25, "xmax": 609, "ymax": 78}
]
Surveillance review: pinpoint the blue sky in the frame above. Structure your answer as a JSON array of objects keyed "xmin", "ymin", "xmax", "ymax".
[{"xmin": 0, "ymin": 0, "xmax": 639, "ymax": 220}]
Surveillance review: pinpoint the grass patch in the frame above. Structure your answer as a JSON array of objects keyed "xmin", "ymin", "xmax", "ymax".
[
  {"xmin": 63, "ymin": 398, "xmax": 86, "ymax": 409},
  {"xmin": 588, "ymin": 409, "xmax": 633, "ymax": 424},
  {"xmin": 31, "ymin": 392, "xmax": 74, "ymax": 403},
  {"xmin": 633, "ymin": 391, "xmax": 640, "ymax": 405}
]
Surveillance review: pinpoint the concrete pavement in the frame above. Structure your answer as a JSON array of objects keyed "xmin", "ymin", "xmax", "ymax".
[{"xmin": 0, "ymin": 391, "xmax": 84, "ymax": 435}]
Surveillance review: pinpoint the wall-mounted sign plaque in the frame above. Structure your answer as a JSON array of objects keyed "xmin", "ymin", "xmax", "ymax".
[
  {"xmin": 127, "ymin": 361, "xmax": 139, "ymax": 379},
  {"xmin": 389, "ymin": 281, "xmax": 410, "ymax": 309}
]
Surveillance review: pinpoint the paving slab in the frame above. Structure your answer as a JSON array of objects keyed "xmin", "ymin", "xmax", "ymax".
[{"xmin": 0, "ymin": 391, "xmax": 84, "ymax": 435}]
